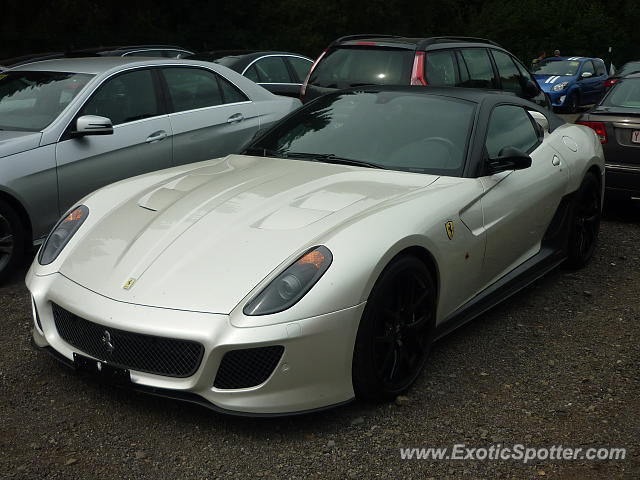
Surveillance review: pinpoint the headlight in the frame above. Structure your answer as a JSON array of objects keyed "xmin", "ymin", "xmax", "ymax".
[
  {"xmin": 243, "ymin": 246, "xmax": 332, "ymax": 316},
  {"xmin": 553, "ymin": 82, "xmax": 569, "ymax": 92},
  {"xmin": 38, "ymin": 205, "xmax": 89, "ymax": 265}
]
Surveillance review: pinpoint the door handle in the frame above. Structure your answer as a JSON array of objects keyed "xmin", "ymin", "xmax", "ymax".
[
  {"xmin": 227, "ymin": 113, "xmax": 244, "ymax": 124},
  {"xmin": 145, "ymin": 130, "xmax": 167, "ymax": 143}
]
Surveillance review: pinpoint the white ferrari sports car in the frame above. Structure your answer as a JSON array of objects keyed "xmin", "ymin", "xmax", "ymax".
[{"xmin": 27, "ymin": 87, "xmax": 604, "ymax": 416}]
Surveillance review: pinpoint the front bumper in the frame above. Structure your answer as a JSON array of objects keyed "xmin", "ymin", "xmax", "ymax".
[
  {"xmin": 544, "ymin": 89, "xmax": 570, "ymax": 108},
  {"xmin": 28, "ymin": 272, "xmax": 363, "ymax": 415},
  {"xmin": 605, "ymin": 163, "xmax": 640, "ymax": 198}
]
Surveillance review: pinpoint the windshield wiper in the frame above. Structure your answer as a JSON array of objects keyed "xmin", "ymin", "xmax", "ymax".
[{"xmin": 285, "ymin": 152, "xmax": 386, "ymax": 169}]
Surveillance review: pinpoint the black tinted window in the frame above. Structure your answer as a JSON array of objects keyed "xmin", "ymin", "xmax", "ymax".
[
  {"xmin": 425, "ymin": 50, "xmax": 457, "ymax": 86},
  {"xmin": 250, "ymin": 91, "xmax": 475, "ymax": 176},
  {"xmin": 618, "ymin": 61, "xmax": 640, "ymax": 76},
  {"xmin": 458, "ymin": 48, "xmax": 497, "ymax": 89},
  {"xmin": 288, "ymin": 56, "xmax": 313, "ymax": 82},
  {"xmin": 254, "ymin": 57, "xmax": 291, "ymax": 83},
  {"xmin": 245, "ymin": 65, "xmax": 260, "ymax": 82},
  {"xmin": 124, "ymin": 50, "xmax": 165, "ymax": 57},
  {"xmin": 492, "ymin": 50, "xmax": 523, "ymax": 94},
  {"xmin": 603, "ymin": 78, "xmax": 640, "ymax": 108},
  {"xmin": 217, "ymin": 75, "xmax": 248, "ymax": 103},
  {"xmin": 486, "ymin": 105, "xmax": 539, "ymax": 158},
  {"xmin": 162, "ymin": 67, "xmax": 223, "ymax": 112},
  {"xmin": 80, "ymin": 69, "xmax": 158, "ymax": 125},
  {"xmin": 308, "ymin": 47, "xmax": 414, "ymax": 88}
]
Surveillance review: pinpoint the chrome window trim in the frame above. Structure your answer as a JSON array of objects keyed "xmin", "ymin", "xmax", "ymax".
[
  {"xmin": 240, "ymin": 54, "xmax": 312, "ymax": 76},
  {"xmin": 258, "ymin": 82, "xmax": 303, "ymax": 86},
  {"xmin": 122, "ymin": 49, "xmax": 194, "ymax": 57},
  {"xmin": 167, "ymin": 100, "xmax": 253, "ymax": 117}
]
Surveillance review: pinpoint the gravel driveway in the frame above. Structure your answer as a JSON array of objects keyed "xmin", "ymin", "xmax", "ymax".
[{"xmin": 1, "ymin": 197, "xmax": 639, "ymax": 479}]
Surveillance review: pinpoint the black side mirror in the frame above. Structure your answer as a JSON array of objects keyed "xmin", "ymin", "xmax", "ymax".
[
  {"xmin": 522, "ymin": 79, "xmax": 539, "ymax": 98},
  {"xmin": 487, "ymin": 146, "xmax": 532, "ymax": 174}
]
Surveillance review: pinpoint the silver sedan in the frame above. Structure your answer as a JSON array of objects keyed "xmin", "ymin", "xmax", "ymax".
[{"xmin": 0, "ymin": 57, "xmax": 300, "ymax": 278}]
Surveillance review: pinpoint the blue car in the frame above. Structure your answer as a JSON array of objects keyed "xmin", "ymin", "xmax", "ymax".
[{"xmin": 533, "ymin": 56, "xmax": 608, "ymax": 112}]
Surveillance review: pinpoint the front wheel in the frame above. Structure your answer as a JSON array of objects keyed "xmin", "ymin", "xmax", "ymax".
[
  {"xmin": 566, "ymin": 173, "xmax": 601, "ymax": 268},
  {"xmin": 565, "ymin": 92, "xmax": 580, "ymax": 114},
  {"xmin": 0, "ymin": 199, "xmax": 26, "ymax": 281},
  {"xmin": 352, "ymin": 255, "xmax": 436, "ymax": 401}
]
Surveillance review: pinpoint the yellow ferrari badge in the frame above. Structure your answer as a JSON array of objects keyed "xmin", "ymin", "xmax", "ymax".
[
  {"xmin": 445, "ymin": 221, "xmax": 454, "ymax": 240},
  {"xmin": 123, "ymin": 278, "xmax": 136, "ymax": 290}
]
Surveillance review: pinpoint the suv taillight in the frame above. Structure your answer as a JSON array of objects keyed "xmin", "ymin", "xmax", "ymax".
[
  {"xmin": 300, "ymin": 49, "xmax": 328, "ymax": 101},
  {"xmin": 410, "ymin": 51, "xmax": 427, "ymax": 86},
  {"xmin": 576, "ymin": 121, "xmax": 608, "ymax": 143}
]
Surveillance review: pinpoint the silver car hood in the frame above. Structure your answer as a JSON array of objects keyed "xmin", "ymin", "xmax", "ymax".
[
  {"xmin": 0, "ymin": 130, "xmax": 42, "ymax": 158},
  {"xmin": 59, "ymin": 155, "xmax": 439, "ymax": 314}
]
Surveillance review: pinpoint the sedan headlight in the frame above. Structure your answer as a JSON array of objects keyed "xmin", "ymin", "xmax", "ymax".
[
  {"xmin": 553, "ymin": 81, "xmax": 569, "ymax": 92},
  {"xmin": 244, "ymin": 246, "xmax": 333, "ymax": 316},
  {"xmin": 38, "ymin": 205, "xmax": 89, "ymax": 265}
]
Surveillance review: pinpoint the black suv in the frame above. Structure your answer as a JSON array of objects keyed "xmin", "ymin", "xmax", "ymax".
[{"xmin": 301, "ymin": 35, "xmax": 550, "ymax": 108}]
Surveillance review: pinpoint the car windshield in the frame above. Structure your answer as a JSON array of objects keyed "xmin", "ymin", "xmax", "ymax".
[
  {"xmin": 532, "ymin": 59, "xmax": 580, "ymax": 76},
  {"xmin": 247, "ymin": 90, "xmax": 475, "ymax": 176},
  {"xmin": 618, "ymin": 61, "xmax": 640, "ymax": 76},
  {"xmin": 603, "ymin": 78, "xmax": 640, "ymax": 108},
  {"xmin": 308, "ymin": 47, "xmax": 414, "ymax": 88},
  {"xmin": 0, "ymin": 71, "xmax": 93, "ymax": 131}
]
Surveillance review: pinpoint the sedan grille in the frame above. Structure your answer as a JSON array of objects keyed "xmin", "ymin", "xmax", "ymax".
[
  {"xmin": 52, "ymin": 303, "xmax": 204, "ymax": 378},
  {"xmin": 214, "ymin": 346, "xmax": 284, "ymax": 389}
]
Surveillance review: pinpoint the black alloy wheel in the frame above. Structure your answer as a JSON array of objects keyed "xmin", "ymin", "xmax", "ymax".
[
  {"xmin": 0, "ymin": 199, "xmax": 25, "ymax": 280},
  {"xmin": 353, "ymin": 255, "xmax": 436, "ymax": 401},
  {"xmin": 566, "ymin": 173, "xmax": 601, "ymax": 268}
]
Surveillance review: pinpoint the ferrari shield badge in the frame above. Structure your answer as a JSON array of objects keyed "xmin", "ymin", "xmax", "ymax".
[
  {"xmin": 445, "ymin": 221, "xmax": 454, "ymax": 240},
  {"xmin": 123, "ymin": 278, "xmax": 136, "ymax": 290}
]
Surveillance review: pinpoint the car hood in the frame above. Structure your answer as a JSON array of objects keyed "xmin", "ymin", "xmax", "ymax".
[
  {"xmin": 535, "ymin": 74, "xmax": 575, "ymax": 91},
  {"xmin": 59, "ymin": 154, "xmax": 439, "ymax": 314},
  {"xmin": 0, "ymin": 130, "xmax": 42, "ymax": 158}
]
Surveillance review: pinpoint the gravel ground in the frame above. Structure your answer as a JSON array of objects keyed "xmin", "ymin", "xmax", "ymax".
[{"xmin": 1, "ymin": 197, "xmax": 639, "ymax": 480}]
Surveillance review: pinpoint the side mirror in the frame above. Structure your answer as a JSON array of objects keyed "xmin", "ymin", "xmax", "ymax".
[
  {"xmin": 71, "ymin": 115, "xmax": 114, "ymax": 137},
  {"xmin": 523, "ymin": 79, "xmax": 539, "ymax": 98},
  {"xmin": 581, "ymin": 71, "xmax": 593, "ymax": 79},
  {"xmin": 487, "ymin": 146, "xmax": 532, "ymax": 174}
]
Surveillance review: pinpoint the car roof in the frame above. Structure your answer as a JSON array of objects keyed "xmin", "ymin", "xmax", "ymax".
[
  {"xmin": 332, "ymin": 35, "xmax": 501, "ymax": 50},
  {"xmin": 189, "ymin": 50, "xmax": 310, "ymax": 64},
  {"xmin": 6, "ymin": 57, "xmax": 220, "ymax": 75}
]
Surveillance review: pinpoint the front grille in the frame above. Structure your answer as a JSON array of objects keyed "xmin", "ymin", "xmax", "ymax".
[
  {"xmin": 214, "ymin": 346, "xmax": 284, "ymax": 389},
  {"xmin": 52, "ymin": 303, "xmax": 204, "ymax": 378}
]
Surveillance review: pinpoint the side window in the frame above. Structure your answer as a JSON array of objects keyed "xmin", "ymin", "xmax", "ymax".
[
  {"xmin": 512, "ymin": 57, "xmax": 539, "ymax": 87},
  {"xmin": 424, "ymin": 50, "xmax": 457, "ymax": 86},
  {"xmin": 253, "ymin": 57, "xmax": 292, "ymax": 83},
  {"xmin": 582, "ymin": 61, "xmax": 595, "ymax": 75},
  {"xmin": 492, "ymin": 50, "xmax": 524, "ymax": 95},
  {"xmin": 124, "ymin": 50, "xmax": 165, "ymax": 57},
  {"xmin": 79, "ymin": 69, "xmax": 159, "ymax": 125},
  {"xmin": 458, "ymin": 48, "xmax": 497, "ymax": 89},
  {"xmin": 595, "ymin": 61, "xmax": 606, "ymax": 76},
  {"xmin": 288, "ymin": 57, "xmax": 313, "ymax": 82},
  {"xmin": 244, "ymin": 64, "xmax": 261, "ymax": 82},
  {"xmin": 486, "ymin": 105, "xmax": 540, "ymax": 158},
  {"xmin": 217, "ymin": 75, "xmax": 249, "ymax": 104},
  {"xmin": 455, "ymin": 51, "xmax": 470, "ymax": 85},
  {"xmin": 162, "ymin": 67, "xmax": 223, "ymax": 112}
]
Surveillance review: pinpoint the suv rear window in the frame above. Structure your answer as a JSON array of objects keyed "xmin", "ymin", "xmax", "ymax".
[{"xmin": 308, "ymin": 47, "xmax": 414, "ymax": 88}]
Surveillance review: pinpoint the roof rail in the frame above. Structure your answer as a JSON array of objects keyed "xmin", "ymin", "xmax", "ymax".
[
  {"xmin": 333, "ymin": 34, "xmax": 403, "ymax": 45},
  {"xmin": 417, "ymin": 36, "xmax": 501, "ymax": 48}
]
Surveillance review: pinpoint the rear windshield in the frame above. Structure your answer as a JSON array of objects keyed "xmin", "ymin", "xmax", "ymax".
[
  {"xmin": 0, "ymin": 71, "xmax": 93, "ymax": 131},
  {"xmin": 249, "ymin": 90, "xmax": 475, "ymax": 176},
  {"xmin": 308, "ymin": 47, "xmax": 414, "ymax": 88},
  {"xmin": 532, "ymin": 59, "xmax": 580, "ymax": 76},
  {"xmin": 618, "ymin": 62, "xmax": 640, "ymax": 77},
  {"xmin": 603, "ymin": 78, "xmax": 640, "ymax": 108}
]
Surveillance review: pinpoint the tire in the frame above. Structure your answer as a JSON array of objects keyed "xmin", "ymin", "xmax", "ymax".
[
  {"xmin": 0, "ymin": 199, "xmax": 26, "ymax": 281},
  {"xmin": 352, "ymin": 255, "xmax": 437, "ymax": 401},
  {"xmin": 566, "ymin": 173, "xmax": 601, "ymax": 269},
  {"xmin": 565, "ymin": 92, "xmax": 580, "ymax": 114}
]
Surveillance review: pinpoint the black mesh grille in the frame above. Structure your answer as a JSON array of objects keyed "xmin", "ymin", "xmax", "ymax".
[
  {"xmin": 214, "ymin": 346, "xmax": 284, "ymax": 389},
  {"xmin": 52, "ymin": 303, "xmax": 204, "ymax": 378}
]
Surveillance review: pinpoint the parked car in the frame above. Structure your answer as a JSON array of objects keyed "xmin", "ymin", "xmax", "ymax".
[
  {"xmin": 576, "ymin": 72, "xmax": 640, "ymax": 199},
  {"xmin": 604, "ymin": 60, "xmax": 640, "ymax": 89},
  {"xmin": 28, "ymin": 87, "xmax": 603, "ymax": 415},
  {"xmin": 0, "ymin": 45, "xmax": 194, "ymax": 71},
  {"xmin": 0, "ymin": 57, "xmax": 300, "ymax": 279},
  {"xmin": 532, "ymin": 56, "xmax": 608, "ymax": 112},
  {"xmin": 300, "ymin": 35, "xmax": 550, "ymax": 108},
  {"xmin": 188, "ymin": 50, "xmax": 313, "ymax": 98}
]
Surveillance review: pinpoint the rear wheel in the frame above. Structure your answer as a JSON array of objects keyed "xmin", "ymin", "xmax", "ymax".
[
  {"xmin": 566, "ymin": 173, "xmax": 601, "ymax": 268},
  {"xmin": 0, "ymin": 199, "xmax": 26, "ymax": 281},
  {"xmin": 352, "ymin": 255, "xmax": 436, "ymax": 401}
]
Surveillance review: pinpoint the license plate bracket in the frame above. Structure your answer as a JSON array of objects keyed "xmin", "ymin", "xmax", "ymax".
[{"xmin": 73, "ymin": 353, "xmax": 131, "ymax": 385}]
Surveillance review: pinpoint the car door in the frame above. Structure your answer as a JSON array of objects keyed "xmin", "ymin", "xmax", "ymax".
[
  {"xmin": 243, "ymin": 56, "xmax": 298, "ymax": 97},
  {"xmin": 55, "ymin": 67, "xmax": 173, "ymax": 213},
  {"xmin": 479, "ymin": 105, "xmax": 568, "ymax": 286},
  {"xmin": 579, "ymin": 60, "xmax": 600, "ymax": 104},
  {"xmin": 161, "ymin": 66, "xmax": 260, "ymax": 165}
]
